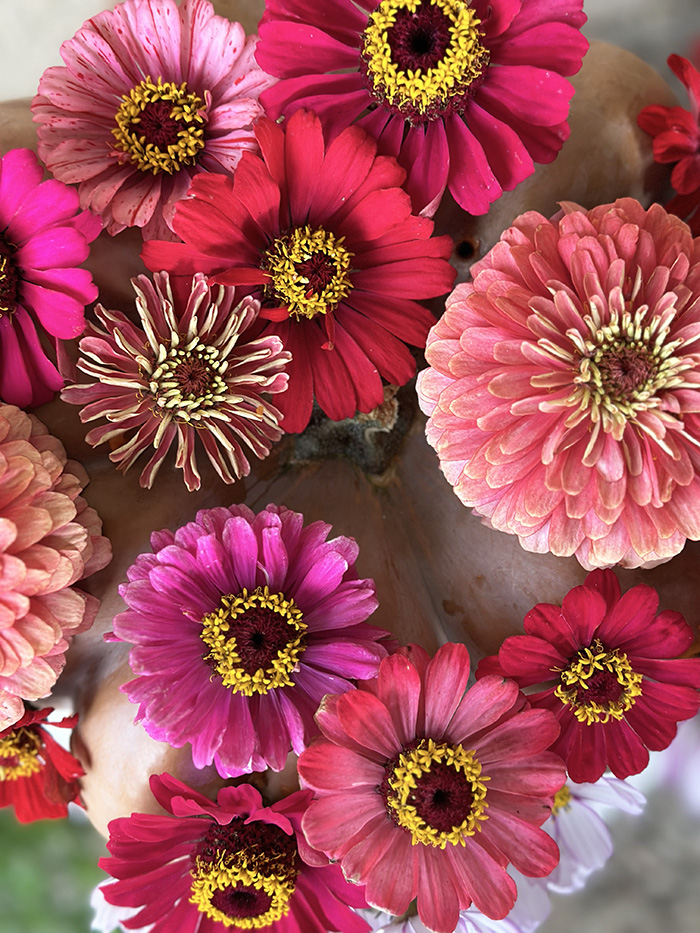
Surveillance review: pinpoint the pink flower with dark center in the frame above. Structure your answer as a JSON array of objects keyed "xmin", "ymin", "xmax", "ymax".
[
  {"xmin": 61, "ymin": 272, "xmax": 290, "ymax": 491},
  {"xmin": 476, "ymin": 570, "xmax": 700, "ymax": 784},
  {"xmin": 417, "ymin": 197, "xmax": 700, "ymax": 569},
  {"xmin": 255, "ymin": 0, "xmax": 588, "ymax": 217},
  {"xmin": 0, "ymin": 148, "xmax": 100, "ymax": 408},
  {"xmin": 298, "ymin": 643, "xmax": 565, "ymax": 933},
  {"xmin": 32, "ymin": 0, "xmax": 276, "ymax": 239},
  {"xmin": 99, "ymin": 773, "xmax": 370, "ymax": 933}
]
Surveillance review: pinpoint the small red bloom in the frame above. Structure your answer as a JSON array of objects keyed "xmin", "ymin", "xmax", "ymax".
[
  {"xmin": 477, "ymin": 570, "xmax": 700, "ymax": 784},
  {"xmin": 0, "ymin": 705, "xmax": 84, "ymax": 822}
]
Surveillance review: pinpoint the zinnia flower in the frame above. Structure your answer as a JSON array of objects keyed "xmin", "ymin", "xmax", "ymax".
[
  {"xmin": 0, "ymin": 404, "xmax": 111, "ymax": 729},
  {"xmin": 476, "ymin": 569, "xmax": 700, "ymax": 784},
  {"xmin": 417, "ymin": 197, "xmax": 700, "ymax": 569},
  {"xmin": 254, "ymin": 0, "xmax": 588, "ymax": 217},
  {"xmin": 32, "ymin": 0, "xmax": 276, "ymax": 239},
  {"xmin": 99, "ymin": 773, "xmax": 370, "ymax": 933},
  {"xmin": 141, "ymin": 108, "xmax": 456, "ymax": 433},
  {"xmin": 0, "ymin": 148, "xmax": 100, "ymax": 408},
  {"xmin": 61, "ymin": 272, "xmax": 290, "ymax": 491},
  {"xmin": 111, "ymin": 503, "xmax": 391, "ymax": 777},
  {"xmin": 0, "ymin": 704, "xmax": 84, "ymax": 822},
  {"xmin": 638, "ymin": 54, "xmax": 700, "ymax": 235},
  {"xmin": 298, "ymin": 643, "xmax": 565, "ymax": 933}
]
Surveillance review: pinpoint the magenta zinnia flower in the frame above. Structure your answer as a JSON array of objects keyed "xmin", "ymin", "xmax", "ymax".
[
  {"xmin": 32, "ymin": 0, "xmax": 276, "ymax": 239},
  {"xmin": 100, "ymin": 773, "xmax": 370, "ymax": 933},
  {"xmin": 112, "ymin": 503, "xmax": 391, "ymax": 776},
  {"xmin": 61, "ymin": 272, "xmax": 290, "ymax": 491},
  {"xmin": 418, "ymin": 197, "xmax": 700, "ymax": 569},
  {"xmin": 255, "ymin": 0, "xmax": 588, "ymax": 217},
  {"xmin": 638, "ymin": 54, "xmax": 700, "ymax": 235},
  {"xmin": 298, "ymin": 643, "xmax": 565, "ymax": 933},
  {"xmin": 476, "ymin": 570, "xmax": 700, "ymax": 784},
  {"xmin": 0, "ymin": 148, "xmax": 100, "ymax": 408},
  {"xmin": 141, "ymin": 108, "xmax": 455, "ymax": 433}
]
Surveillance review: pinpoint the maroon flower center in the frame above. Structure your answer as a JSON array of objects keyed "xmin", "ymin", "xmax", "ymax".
[
  {"xmin": 386, "ymin": 4, "xmax": 452, "ymax": 72},
  {"xmin": 555, "ymin": 638, "xmax": 644, "ymax": 725},
  {"xmin": 210, "ymin": 885, "xmax": 273, "ymax": 920},
  {"xmin": 598, "ymin": 345, "xmax": 657, "ymax": 399},
  {"xmin": 406, "ymin": 760, "xmax": 476, "ymax": 832},
  {"xmin": 136, "ymin": 100, "xmax": 183, "ymax": 149},
  {"xmin": 226, "ymin": 605, "xmax": 299, "ymax": 677},
  {"xmin": 0, "ymin": 240, "xmax": 19, "ymax": 316},
  {"xmin": 171, "ymin": 355, "xmax": 217, "ymax": 398}
]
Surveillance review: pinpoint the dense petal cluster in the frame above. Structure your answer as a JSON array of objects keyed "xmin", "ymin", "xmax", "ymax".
[
  {"xmin": 0, "ymin": 404, "xmax": 111, "ymax": 729},
  {"xmin": 61, "ymin": 272, "xmax": 290, "ymax": 491},
  {"xmin": 142, "ymin": 108, "xmax": 455, "ymax": 433},
  {"xmin": 32, "ymin": 0, "xmax": 276, "ymax": 239},
  {"xmin": 298, "ymin": 643, "xmax": 565, "ymax": 933},
  {"xmin": 418, "ymin": 198, "xmax": 700, "ymax": 569},
  {"xmin": 255, "ymin": 0, "xmax": 588, "ymax": 216},
  {"xmin": 0, "ymin": 149, "xmax": 100, "ymax": 408},
  {"xmin": 476, "ymin": 570, "xmax": 700, "ymax": 783}
]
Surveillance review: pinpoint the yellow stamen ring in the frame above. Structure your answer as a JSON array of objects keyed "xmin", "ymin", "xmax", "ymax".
[
  {"xmin": 0, "ymin": 727, "xmax": 43, "ymax": 781},
  {"xmin": 554, "ymin": 638, "xmax": 643, "ymax": 725}
]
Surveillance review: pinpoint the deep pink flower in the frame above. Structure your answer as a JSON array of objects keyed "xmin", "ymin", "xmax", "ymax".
[
  {"xmin": 0, "ymin": 148, "xmax": 100, "ymax": 408},
  {"xmin": 417, "ymin": 198, "xmax": 700, "ymax": 569},
  {"xmin": 255, "ymin": 0, "xmax": 588, "ymax": 217},
  {"xmin": 142, "ymin": 108, "xmax": 455, "ymax": 433},
  {"xmin": 99, "ymin": 773, "xmax": 370, "ymax": 933},
  {"xmin": 298, "ymin": 643, "xmax": 565, "ymax": 933},
  {"xmin": 32, "ymin": 0, "xmax": 276, "ymax": 239},
  {"xmin": 638, "ymin": 54, "xmax": 700, "ymax": 235},
  {"xmin": 61, "ymin": 272, "xmax": 290, "ymax": 491},
  {"xmin": 112, "ymin": 503, "xmax": 392, "ymax": 777},
  {"xmin": 476, "ymin": 570, "xmax": 700, "ymax": 784},
  {"xmin": 0, "ymin": 404, "xmax": 111, "ymax": 729}
]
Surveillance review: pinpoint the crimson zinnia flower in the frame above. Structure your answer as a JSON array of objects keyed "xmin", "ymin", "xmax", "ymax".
[
  {"xmin": 99, "ymin": 773, "xmax": 370, "ymax": 932},
  {"xmin": 142, "ymin": 108, "xmax": 455, "ymax": 433},
  {"xmin": 476, "ymin": 570, "xmax": 700, "ymax": 784},
  {"xmin": 255, "ymin": 0, "xmax": 588, "ymax": 217},
  {"xmin": 0, "ymin": 705, "xmax": 84, "ymax": 822},
  {"xmin": 298, "ymin": 643, "xmax": 565, "ymax": 933}
]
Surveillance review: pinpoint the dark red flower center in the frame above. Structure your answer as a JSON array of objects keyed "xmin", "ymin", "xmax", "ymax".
[
  {"xmin": 136, "ymin": 100, "xmax": 183, "ymax": 149},
  {"xmin": 171, "ymin": 355, "xmax": 217, "ymax": 398},
  {"xmin": 598, "ymin": 345, "xmax": 657, "ymax": 399},
  {"xmin": 210, "ymin": 884, "xmax": 273, "ymax": 920},
  {"xmin": 386, "ymin": 4, "xmax": 452, "ymax": 72},
  {"xmin": 0, "ymin": 240, "xmax": 19, "ymax": 316},
  {"xmin": 555, "ymin": 638, "xmax": 644, "ymax": 724},
  {"xmin": 226, "ymin": 605, "xmax": 299, "ymax": 676},
  {"xmin": 406, "ymin": 760, "xmax": 476, "ymax": 832}
]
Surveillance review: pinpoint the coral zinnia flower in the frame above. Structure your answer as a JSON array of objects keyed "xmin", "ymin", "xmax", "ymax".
[
  {"xmin": 0, "ymin": 148, "xmax": 100, "ymax": 408},
  {"xmin": 141, "ymin": 108, "xmax": 455, "ymax": 433},
  {"xmin": 112, "ymin": 503, "xmax": 391, "ymax": 777},
  {"xmin": 99, "ymin": 773, "xmax": 370, "ymax": 933},
  {"xmin": 476, "ymin": 570, "xmax": 700, "ymax": 784},
  {"xmin": 254, "ymin": 0, "xmax": 588, "ymax": 217},
  {"xmin": 638, "ymin": 54, "xmax": 700, "ymax": 235},
  {"xmin": 418, "ymin": 197, "xmax": 700, "ymax": 569},
  {"xmin": 298, "ymin": 643, "xmax": 565, "ymax": 933},
  {"xmin": 32, "ymin": 0, "xmax": 276, "ymax": 239},
  {"xmin": 0, "ymin": 704, "xmax": 84, "ymax": 822},
  {"xmin": 0, "ymin": 404, "xmax": 111, "ymax": 730},
  {"xmin": 61, "ymin": 272, "xmax": 290, "ymax": 491}
]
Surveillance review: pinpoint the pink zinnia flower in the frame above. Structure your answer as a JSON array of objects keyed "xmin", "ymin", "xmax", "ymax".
[
  {"xmin": 417, "ymin": 197, "xmax": 700, "ymax": 569},
  {"xmin": 61, "ymin": 272, "xmax": 290, "ymax": 491},
  {"xmin": 111, "ymin": 503, "xmax": 391, "ymax": 777},
  {"xmin": 0, "ymin": 148, "xmax": 100, "ymax": 408},
  {"xmin": 638, "ymin": 54, "xmax": 700, "ymax": 235},
  {"xmin": 99, "ymin": 773, "xmax": 370, "ymax": 933},
  {"xmin": 298, "ymin": 643, "xmax": 565, "ymax": 933},
  {"xmin": 255, "ymin": 0, "xmax": 588, "ymax": 217},
  {"xmin": 141, "ymin": 108, "xmax": 456, "ymax": 433},
  {"xmin": 476, "ymin": 570, "xmax": 700, "ymax": 784},
  {"xmin": 32, "ymin": 0, "xmax": 276, "ymax": 239},
  {"xmin": 0, "ymin": 404, "xmax": 111, "ymax": 729}
]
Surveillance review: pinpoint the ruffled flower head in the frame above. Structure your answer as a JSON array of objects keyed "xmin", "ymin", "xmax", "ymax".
[
  {"xmin": 61, "ymin": 272, "xmax": 290, "ymax": 491},
  {"xmin": 0, "ymin": 404, "xmax": 111, "ymax": 729},
  {"xmin": 0, "ymin": 148, "xmax": 100, "ymax": 408},
  {"xmin": 111, "ymin": 503, "xmax": 392, "ymax": 777},
  {"xmin": 141, "ymin": 108, "xmax": 456, "ymax": 433},
  {"xmin": 32, "ymin": 0, "xmax": 276, "ymax": 239},
  {"xmin": 298, "ymin": 642, "xmax": 565, "ymax": 933},
  {"xmin": 99, "ymin": 773, "xmax": 370, "ymax": 933},
  {"xmin": 418, "ymin": 197, "xmax": 700, "ymax": 569},
  {"xmin": 476, "ymin": 569, "xmax": 700, "ymax": 784},
  {"xmin": 255, "ymin": 0, "xmax": 588, "ymax": 216}
]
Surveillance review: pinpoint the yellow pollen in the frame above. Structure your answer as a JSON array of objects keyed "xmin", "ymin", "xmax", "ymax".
[
  {"xmin": 551, "ymin": 784, "xmax": 572, "ymax": 816},
  {"xmin": 554, "ymin": 638, "xmax": 643, "ymax": 725},
  {"xmin": 0, "ymin": 727, "xmax": 43, "ymax": 781}
]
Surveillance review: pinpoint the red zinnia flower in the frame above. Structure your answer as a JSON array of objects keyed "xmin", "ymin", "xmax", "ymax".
[
  {"xmin": 142, "ymin": 108, "xmax": 455, "ymax": 433},
  {"xmin": 476, "ymin": 569, "xmax": 700, "ymax": 784},
  {"xmin": 0, "ymin": 705, "xmax": 84, "ymax": 822}
]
